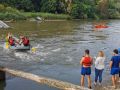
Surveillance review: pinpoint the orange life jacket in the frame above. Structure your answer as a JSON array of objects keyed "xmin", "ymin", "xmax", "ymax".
[
  {"xmin": 23, "ymin": 38, "xmax": 29, "ymax": 46},
  {"xmin": 83, "ymin": 57, "xmax": 92, "ymax": 67},
  {"xmin": 9, "ymin": 38, "xmax": 14, "ymax": 46}
]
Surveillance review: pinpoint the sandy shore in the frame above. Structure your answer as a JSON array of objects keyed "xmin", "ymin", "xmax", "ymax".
[{"xmin": 94, "ymin": 79, "xmax": 120, "ymax": 90}]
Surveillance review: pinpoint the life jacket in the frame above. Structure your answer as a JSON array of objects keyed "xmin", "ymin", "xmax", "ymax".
[
  {"xmin": 9, "ymin": 38, "xmax": 14, "ymax": 46},
  {"xmin": 23, "ymin": 38, "xmax": 29, "ymax": 46},
  {"xmin": 83, "ymin": 56, "xmax": 92, "ymax": 67}
]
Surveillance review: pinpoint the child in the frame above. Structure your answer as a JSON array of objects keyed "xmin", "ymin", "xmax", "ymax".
[
  {"xmin": 94, "ymin": 51, "xmax": 105, "ymax": 85},
  {"xmin": 110, "ymin": 49, "xmax": 120, "ymax": 89}
]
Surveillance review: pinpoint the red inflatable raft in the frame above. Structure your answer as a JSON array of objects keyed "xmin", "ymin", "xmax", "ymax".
[{"xmin": 95, "ymin": 25, "xmax": 108, "ymax": 28}]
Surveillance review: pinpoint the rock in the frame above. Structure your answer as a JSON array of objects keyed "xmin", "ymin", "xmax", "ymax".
[
  {"xmin": 35, "ymin": 16, "xmax": 42, "ymax": 21},
  {"xmin": 0, "ymin": 20, "xmax": 10, "ymax": 29}
]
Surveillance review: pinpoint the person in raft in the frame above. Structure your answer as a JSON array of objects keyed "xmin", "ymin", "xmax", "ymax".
[
  {"xmin": 94, "ymin": 51, "xmax": 105, "ymax": 86},
  {"xmin": 19, "ymin": 36, "xmax": 30, "ymax": 46},
  {"xmin": 110, "ymin": 49, "xmax": 120, "ymax": 89},
  {"xmin": 80, "ymin": 49, "xmax": 93, "ymax": 89},
  {"xmin": 8, "ymin": 36, "xmax": 15, "ymax": 46}
]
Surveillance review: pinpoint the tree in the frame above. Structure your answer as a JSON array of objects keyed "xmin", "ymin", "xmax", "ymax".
[
  {"xmin": 71, "ymin": 0, "xmax": 97, "ymax": 19},
  {"xmin": 97, "ymin": 0, "xmax": 109, "ymax": 18},
  {"xmin": 40, "ymin": 0, "xmax": 66, "ymax": 14},
  {"xmin": 31, "ymin": 0, "xmax": 41, "ymax": 12},
  {"xmin": 0, "ymin": 0, "xmax": 34, "ymax": 12}
]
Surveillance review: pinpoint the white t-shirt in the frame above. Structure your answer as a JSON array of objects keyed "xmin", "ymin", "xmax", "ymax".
[{"xmin": 95, "ymin": 57, "xmax": 105, "ymax": 70}]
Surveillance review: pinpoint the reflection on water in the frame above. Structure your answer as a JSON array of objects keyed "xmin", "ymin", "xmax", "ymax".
[
  {"xmin": 0, "ymin": 80, "xmax": 6, "ymax": 90},
  {"xmin": 0, "ymin": 20, "xmax": 120, "ymax": 90}
]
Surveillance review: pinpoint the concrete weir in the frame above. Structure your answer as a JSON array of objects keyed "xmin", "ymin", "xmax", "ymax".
[
  {"xmin": 0, "ymin": 68, "xmax": 119, "ymax": 90},
  {"xmin": 0, "ymin": 20, "xmax": 10, "ymax": 29},
  {"xmin": 0, "ymin": 68, "xmax": 91, "ymax": 90}
]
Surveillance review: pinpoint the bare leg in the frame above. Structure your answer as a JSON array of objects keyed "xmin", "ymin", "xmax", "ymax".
[
  {"xmin": 81, "ymin": 75, "xmax": 85, "ymax": 86},
  {"xmin": 87, "ymin": 75, "xmax": 92, "ymax": 88},
  {"xmin": 112, "ymin": 75, "xmax": 116, "ymax": 88},
  {"xmin": 115, "ymin": 75, "xmax": 117, "ymax": 83}
]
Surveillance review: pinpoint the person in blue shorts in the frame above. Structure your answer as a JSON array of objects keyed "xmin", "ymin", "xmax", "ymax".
[
  {"xmin": 118, "ymin": 48, "xmax": 120, "ymax": 78},
  {"xmin": 110, "ymin": 49, "xmax": 120, "ymax": 89},
  {"xmin": 80, "ymin": 49, "xmax": 93, "ymax": 89}
]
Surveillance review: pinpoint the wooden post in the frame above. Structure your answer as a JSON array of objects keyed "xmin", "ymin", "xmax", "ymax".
[{"xmin": 0, "ymin": 68, "xmax": 91, "ymax": 90}]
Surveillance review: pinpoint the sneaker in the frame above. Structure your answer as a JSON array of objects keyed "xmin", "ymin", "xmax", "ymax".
[
  {"xmin": 94, "ymin": 82, "xmax": 97, "ymax": 85},
  {"xmin": 98, "ymin": 83, "xmax": 102, "ymax": 86}
]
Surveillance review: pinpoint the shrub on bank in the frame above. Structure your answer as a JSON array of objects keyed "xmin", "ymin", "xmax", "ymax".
[
  {"xmin": 0, "ymin": 12, "xmax": 26, "ymax": 20},
  {"xmin": 0, "ymin": 4, "xmax": 26, "ymax": 20},
  {"xmin": 108, "ymin": 9, "xmax": 120, "ymax": 19}
]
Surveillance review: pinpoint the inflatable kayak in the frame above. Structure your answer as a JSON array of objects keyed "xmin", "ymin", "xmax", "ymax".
[
  {"xmin": 5, "ymin": 42, "xmax": 30, "ymax": 51},
  {"xmin": 9, "ymin": 45, "xmax": 30, "ymax": 51},
  {"xmin": 95, "ymin": 25, "xmax": 108, "ymax": 28}
]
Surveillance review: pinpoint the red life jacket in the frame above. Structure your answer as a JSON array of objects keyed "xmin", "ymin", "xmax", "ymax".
[
  {"xmin": 9, "ymin": 38, "xmax": 14, "ymax": 46},
  {"xmin": 23, "ymin": 38, "xmax": 29, "ymax": 46},
  {"xmin": 83, "ymin": 57, "xmax": 92, "ymax": 67}
]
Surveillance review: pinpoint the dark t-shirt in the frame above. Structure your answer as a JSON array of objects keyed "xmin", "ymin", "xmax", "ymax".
[{"xmin": 111, "ymin": 55, "xmax": 120, "ymax": 68}]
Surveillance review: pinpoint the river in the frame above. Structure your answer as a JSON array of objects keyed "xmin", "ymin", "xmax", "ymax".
[{"xmin": 0, "ymin": 20, "xmax": 120, "ymax": 90}]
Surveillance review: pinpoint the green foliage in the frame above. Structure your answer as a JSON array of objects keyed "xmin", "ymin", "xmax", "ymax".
[
  {"xmin": 71, "ymin": 1, "xmax": 97, "ymax": 19},
  {"xmin": 0, "ymin": 0, "xmax": 120, "ymax": 19},
  {"xmin": 5, "ymin": 6, "xmax": 20, "ymax": 13},
  {"xmin": 0, "ymin": 0, "xmax": 34, "ymax": 11},
  {"xmin": 40, "ymin": 0, "xmax": 56, "ymax": 13},
  {"xmin": 40, "ymin": 0, "xmax": 66, "ymax": 14},
  {"xmin": 108, "ymin": 0, "xmax": 120, "ymax": 19},
  {"xmin": 0, "ymin": 12, "xmax": 26, "ymax": 20},
  {"xmin": 0, "ymin": 4, "xmax": 5, "ymax": 12},
  {"xmin": 0, "ymin": 4, "xmax": 26, "ymax": 20},
  {"xmin": 23, "ymin": 12, "xmax": 71, "ymax": 20}
]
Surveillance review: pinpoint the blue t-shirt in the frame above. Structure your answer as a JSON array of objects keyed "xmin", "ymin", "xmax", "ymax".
[
  {"xmin": 111, "ymin": 55, "xmax": 120, "ymax": 68},
  {"xmin": 118, "ymin": 48, "xmax": 120, "ymax": 55}
]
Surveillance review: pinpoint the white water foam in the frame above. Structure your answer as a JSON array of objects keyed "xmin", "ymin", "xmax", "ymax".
[
  {"xmin": 51, "ymin": 48, "xmax": 61, "ymax": 52},
  {"xmin": 66, "ymin": 56, "xmax": 73, "ymax": 62}
]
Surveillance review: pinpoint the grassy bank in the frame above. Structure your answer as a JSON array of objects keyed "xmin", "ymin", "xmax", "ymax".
[
  {"xmin": 0, "ymin": 12, "xmax": 26, "ymax": 20},
  {"xmin": 23, "ymin": 12, "xmax": 71, "ymax": 20},
  {"xmin": 0, "ymin": 12, "xmax": 71, "ymax": 21},
  {"xmin": 0, "ymin": 4, "xmax": 71, "ymax": 20}
]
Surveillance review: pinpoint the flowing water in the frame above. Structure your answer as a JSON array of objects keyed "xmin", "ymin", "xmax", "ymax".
[{"xmin": 0, "ymin": 20, "xmax": 120, "ymax": 90}]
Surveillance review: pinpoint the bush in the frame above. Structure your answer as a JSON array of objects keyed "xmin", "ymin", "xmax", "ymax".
[
  {"xmin": 108, "ymin": 9, "xmax": 120, "ymax": 19},
  {"xmin": 70, "ymin": 4, "xmax": 83, "ymax": 19},
  {"xmin": 0, "ymin": 4, "xmax": 5, "ymax": 12},
  {"xmin": 70, "ymin": 3, "xmax": 97, "ymax": 19},
  {"xmin": 0, "ymin": 12, "xmax": 26, "ymax": 20},
  {"xmin": 0, "ymin": 4, "xmax": 26, "ymax": 20},
  {"xmin": 5, "ymin": 6, "xmax": 20, "ymax": 14}
]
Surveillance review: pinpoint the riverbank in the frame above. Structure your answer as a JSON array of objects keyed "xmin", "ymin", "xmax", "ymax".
[
  {"xmin": 0, "ymin": 12, "xmax": 71, "ymax": 21},
  {"xmin": 23, "ymin": 12, "xmax": 71, "ymax": 20}
]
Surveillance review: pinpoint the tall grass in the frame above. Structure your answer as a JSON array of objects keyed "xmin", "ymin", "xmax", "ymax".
[{"xmin": 22, "ymin": 12, "xmax": 71, "ymax": 20}]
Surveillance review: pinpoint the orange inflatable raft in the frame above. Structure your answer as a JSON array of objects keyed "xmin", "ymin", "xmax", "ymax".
[{"xmin": 95, "ymin": 25, "xmax": 108, "ymax": 28}]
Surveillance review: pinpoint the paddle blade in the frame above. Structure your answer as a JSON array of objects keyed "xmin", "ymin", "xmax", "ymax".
[
  {"xmin": 5, "ymin": 42, "xmax": 9, "ymax": 49},
  {"xmin": 31, "ymin": 47, "xmax": 37, "ymax": 53}
]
